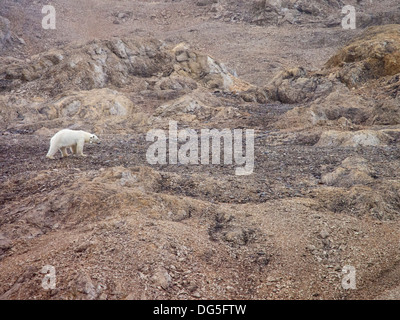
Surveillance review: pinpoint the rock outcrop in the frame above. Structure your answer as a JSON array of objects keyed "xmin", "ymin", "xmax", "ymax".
[{"xmin": 326, "ymin": 25, "xmax": 400, "ymax": 88}]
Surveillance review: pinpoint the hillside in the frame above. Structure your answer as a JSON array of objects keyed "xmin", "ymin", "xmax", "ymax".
[{"xmin": 1, "ymin": 0, "xmax": 400, "ymax": 300}]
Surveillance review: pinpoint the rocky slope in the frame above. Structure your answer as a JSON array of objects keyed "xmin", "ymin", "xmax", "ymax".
[{"xmin": 1, "ymin": 1, "xmax": 400, "ymax": 300}]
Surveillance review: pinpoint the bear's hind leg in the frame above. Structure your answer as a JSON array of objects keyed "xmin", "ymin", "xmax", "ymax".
[
  {"xmin": 71, "ymin": 144, "xmax": 77, "ymax": 155},
  {"xmin": 60, "ymin": 147, "xmax": 69, "ymax": 158}
]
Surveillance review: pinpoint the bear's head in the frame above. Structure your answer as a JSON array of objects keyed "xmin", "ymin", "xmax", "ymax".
[{"xmin": 89, "ymin": 134, "xmax": 101, "ymax": 144}]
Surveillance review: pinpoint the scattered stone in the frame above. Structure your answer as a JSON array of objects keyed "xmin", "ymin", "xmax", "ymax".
[
  {"xmin": 75, "ymin": 273, "xmax": 97, "ymax": 300},
  {"xmin": 152, "ymin": 268, "xmax": 172, "ymax": 290},
  {"xmin": 192, "ymin": 291, "xmax": 201, "ymax": 298},
  {"xmin": 320, "ymin": 229, "xmax": 329, "ymax": 239}
]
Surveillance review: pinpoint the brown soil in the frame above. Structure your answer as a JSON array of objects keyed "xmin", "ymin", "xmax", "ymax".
[{"xmin": 1, "ymin": 0, "xmax": 400, "ymax": 300}]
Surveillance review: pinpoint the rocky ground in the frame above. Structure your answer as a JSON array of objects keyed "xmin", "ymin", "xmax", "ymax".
[{"xmin": 1, "ymin": 0, "xmax": 400, "ymax": 300}]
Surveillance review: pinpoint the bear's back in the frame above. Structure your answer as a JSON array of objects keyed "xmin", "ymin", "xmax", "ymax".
[{"xmin": 51, "ymin": 129, "xmax": 87, "ymax": 146}]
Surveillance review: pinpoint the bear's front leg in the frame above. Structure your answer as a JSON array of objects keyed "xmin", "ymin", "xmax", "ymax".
[
  {"xmin": 76, "ymin": 139, "xmax": 87, "ymax": 157},
  {"xmin": 46, "ymin": 145, "xmax": 58, "ymax": 159}
]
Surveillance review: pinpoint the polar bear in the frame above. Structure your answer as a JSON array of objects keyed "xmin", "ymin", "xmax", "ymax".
[{"xmin": 46, "ymin": 129, "xmax": 100, "ymax": 159}]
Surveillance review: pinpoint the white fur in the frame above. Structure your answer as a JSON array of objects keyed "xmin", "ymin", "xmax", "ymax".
[{"xmin": 46, "ymin": 129, "xmax": 100, "ymax": 159}]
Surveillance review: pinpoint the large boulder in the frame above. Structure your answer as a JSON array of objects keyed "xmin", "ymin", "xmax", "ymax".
[
  {"xmin": 171, "ymin": 42, "xmax": 254, "ymax": 93},
  {"xmin": 265, "ymin": 67, "xmax": 333, "ymax": 104},
  {"xmin": 274, "ymin": 87, "xmax": 371, "ymax": 129},
  {"xmin": 321, "ymin": 156, "xmax": 375, "ymax": 187},
  {"xmin": 326, "ymin": 25, "xmax": 400, "ymax": 88},
  {"xmin": 42, "ymin": 88, "xmax": 138, "ymax": 120},
  {"xmin": 316, "ymin": 129, "xmax": 393, "ymax": 147}
]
